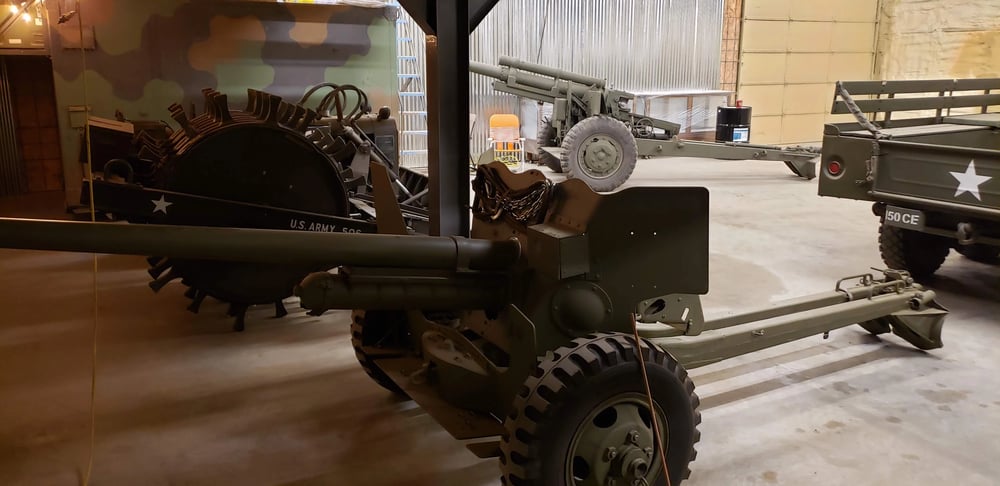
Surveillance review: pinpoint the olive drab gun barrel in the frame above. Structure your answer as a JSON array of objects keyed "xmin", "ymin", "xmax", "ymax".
[
  {"xmin": 0, "ymin": 217, "xmax": 519, "ymax": 311},
  {"xmin": 0, "ymin": 162, "xmax": 947, "ymax": 485},
  {"xmin": 474, "ymin": 55, "xmax": 607, "ymax": 89},
  {"xmin": 497, "ymin": 55, "xmax": 607, "ymax": 88},
  {"xmin": 469, "ymin": 56, "xmax": 609, "ymax": 98}
]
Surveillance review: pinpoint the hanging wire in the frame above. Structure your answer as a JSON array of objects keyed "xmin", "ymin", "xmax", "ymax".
[
  {"xmin": 66, "ymin": 0, "xmax": 100, "ymax": 483},
  {"xmin": 631, "ymin": 313, "xmax": 672, "ymax": 486}
]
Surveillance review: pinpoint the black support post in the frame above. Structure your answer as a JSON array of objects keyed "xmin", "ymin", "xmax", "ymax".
[
  {"xmin": 400, "ymin": 0, "xmax": 473, "ymax": 237},
  {"xmin": 426, "ymin": 1, "xmax": 470, "ymax": 236}
]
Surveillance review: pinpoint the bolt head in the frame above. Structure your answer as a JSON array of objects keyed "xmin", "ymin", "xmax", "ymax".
[
  {"xmin": 605, "ymin": 447, "xmax": 618, "ymax": 461},
  {"xmin": 628, "ymin": 430, "xmax": 640, "ymax": 445}
]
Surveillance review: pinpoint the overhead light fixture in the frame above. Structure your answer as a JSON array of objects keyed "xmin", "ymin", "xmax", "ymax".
[
  {"xmin": 21, "ymin": 11, "xmax": 30, "ymax": 22},
  {"xmin": 8, "ymin": 4, "xmax": 18, "ymax": 14}
]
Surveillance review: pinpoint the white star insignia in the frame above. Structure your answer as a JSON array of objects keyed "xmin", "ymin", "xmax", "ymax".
[
  {"xmin": 151, "ymin": 195, "xmax": 173, "ymax": 214},
  {"xmin": 950, "ymin": 160, "xmax": 991, "ymax": 202}
]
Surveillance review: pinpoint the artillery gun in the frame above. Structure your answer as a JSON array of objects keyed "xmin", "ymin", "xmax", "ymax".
[
  {"xmin": 470, "ymin": 56, "xmax": 820, "ymax": 191},
  {"xmin": 0, "ymin": 160, "xmax": 947, "ymax": 485}
]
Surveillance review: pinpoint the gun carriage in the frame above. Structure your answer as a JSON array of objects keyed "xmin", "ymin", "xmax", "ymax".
[
  {"xmin": 0, "ymin": 159, "xmax": 946, "ymax": 485},
  {"xmin": 470, "ymin": 56, "xmax": 821, "ymax": 192}
]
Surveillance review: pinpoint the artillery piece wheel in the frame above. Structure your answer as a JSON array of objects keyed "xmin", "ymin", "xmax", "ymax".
[
  {"xmin": 350, "ymin": 310, "xmax": 411, "ymax": 396},
  {"xmin": 559, "ymin": 116, "xmax": 638, "ymax": 192},
  {"xmin": 500, "ymin": 333, "xmax": 700, "ymax": 486},
  {"xmin": 878, "ymin": 222, "xmax": 950, "ymax": 278}
]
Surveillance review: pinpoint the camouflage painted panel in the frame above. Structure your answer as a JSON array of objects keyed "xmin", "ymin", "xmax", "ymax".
[{"xmin": 48, "ymin": 0, "xmax": 393, "ymax": 110}]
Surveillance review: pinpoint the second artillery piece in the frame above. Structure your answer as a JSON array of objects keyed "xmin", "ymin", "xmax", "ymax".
[{"xmin": 470, "ymin": 56, "xmax": 820, "ymax": 191}]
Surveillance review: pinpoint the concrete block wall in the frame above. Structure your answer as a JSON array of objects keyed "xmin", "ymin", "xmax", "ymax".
[
  {"xmin": 736, "ymin": 0, "xmax": 878, "ymax": 144},
  {"xmin": 876, "ymin": 0, "xmax": 1000, "ymax": 80}
]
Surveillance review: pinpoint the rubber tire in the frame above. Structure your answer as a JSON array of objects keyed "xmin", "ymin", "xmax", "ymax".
[
  {"xmin": 538, "ymin": 120, "xmax": 562, "ymax": 173},
  {"xmin": 878, "ymin": 222, "xmax": 950, "ymax": 278},
  {"xmin": 500, "ymin": 333, "xmax": 701, "ymax": 486},
  {"xmin": 560, "ymin": 115, "xmax": 639, "ymax": 192},
  {"xmin": 350, "ymin": 310, "xmax": 409, "ymax": 396},
  {"xmin": 955, "ymin": 244, "xmax": 1000, "ymax": 264}
]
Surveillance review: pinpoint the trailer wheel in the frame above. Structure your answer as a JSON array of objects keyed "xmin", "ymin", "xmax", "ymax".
[
  {"xmin": 560, "ymin": 116, "xmax": 638, "ymax": 192},
  {"xmin": 350, "ymin": 310, "xmax": 410, "ymax": 396},
  {"xmin": 955, "ymin": 244, "xmax": 1000, "ymax": 264},
  {"xmin": 538, "ymin": 120, "xmax": 562, "ymax": 173},
  {"xmin": 878, "ymin": 222, "xmax": 950, "ymax": 278},
  {"xmin": 500, "ymin": 333, "xmax": 700, "ymax": 486}
]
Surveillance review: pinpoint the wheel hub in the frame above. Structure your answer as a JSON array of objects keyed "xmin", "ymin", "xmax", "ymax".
[
  {"xmin": 602, "ymin": 442, "xmax": 653, "ymax": 486},
  {"xmin": 578, "ymin": 135, "xmax": 624, "ymax": 179},
  {"xmin": 614, "ymin": 441, "xmax": 651, "ymax": 480},
  {"xmin": 567, "ymin": 393, "xmax": 666, "ymax": 486}
]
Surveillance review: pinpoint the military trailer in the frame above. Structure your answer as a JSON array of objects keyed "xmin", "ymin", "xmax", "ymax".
[
  {"xmin": 470, "ymin": 56, "xmax": 821, "ymax": 192},
  {"xmin": 819, "ymin": 79, "xmax": 1000, "ymax": 277}
]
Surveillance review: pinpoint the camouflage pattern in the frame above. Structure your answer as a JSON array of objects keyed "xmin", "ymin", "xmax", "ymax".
[{"xmin": 44, "ymin": 0, "xmax": 398, "ymax": 203}]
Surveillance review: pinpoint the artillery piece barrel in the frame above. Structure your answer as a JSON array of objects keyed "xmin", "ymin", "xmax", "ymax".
[
  {"xmin": 470, "ymin": 60, "xmax": 607, "ymax": 99},
  {"xmin": 468, "ymin": 61, "xmax": 507, "ymax": 83},
  {"xmin": 498, "ymin": 55, "xmax": 606, "ymax": 88},
  {"xmin": 0, "ymin": 218, "xmax": 520, "ymax": 272},
  {"xmin": 470, "ymin": 61, "xmax": 563, "ymax": 94}
]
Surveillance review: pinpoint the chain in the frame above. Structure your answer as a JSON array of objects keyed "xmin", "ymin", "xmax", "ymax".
[{"xmin": 472, "ymin": 167, "xmax": 553, "ymax": 225}]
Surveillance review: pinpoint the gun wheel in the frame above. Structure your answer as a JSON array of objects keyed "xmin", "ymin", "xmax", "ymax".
[
  {"xmin": 560, "ymin": 115, "xmax": 638, "ymax": 192},
  {"xmin": 350, "ymin": 310, "xmax": 410, "ymax": 396},
  {"xmin": 500, "ymin": 333, "xmax": 700, "ymax": 486},
  {"xmin": 878, "ymin": 222, "xmax": 950, "ymax": 278}
]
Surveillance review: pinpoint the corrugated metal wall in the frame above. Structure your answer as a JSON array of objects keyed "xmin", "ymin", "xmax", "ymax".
[
  {"xmin": 0, "ymin": 57, "xmax": 26, "ymax": 196},
  {"xmin": 396, "ymin": 0, "xmax": 724, "ymax": 166}
]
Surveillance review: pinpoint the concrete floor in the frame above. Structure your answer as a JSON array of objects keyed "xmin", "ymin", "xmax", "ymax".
[{"xmin": 1, "ymin": 157, "xmax": 998, "ymax": 485}]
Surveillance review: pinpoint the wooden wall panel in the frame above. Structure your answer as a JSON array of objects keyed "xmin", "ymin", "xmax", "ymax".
[{"xmin": 7, "ymin": 56, "xmax": 63, "ymax": 193}]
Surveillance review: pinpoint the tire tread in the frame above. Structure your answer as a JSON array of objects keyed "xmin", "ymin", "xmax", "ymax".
[
  {"xmin": 559, "ymin": 116, "xmax": 639, "ymax": 192},
  {"xmin": 499, "ymin": 332, "xmax": 701, "ymax": 485}
]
